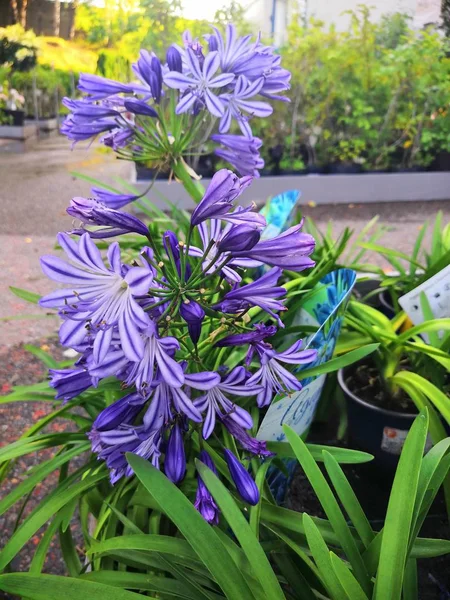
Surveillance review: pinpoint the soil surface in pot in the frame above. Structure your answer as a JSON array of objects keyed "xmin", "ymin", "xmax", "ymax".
[{"xmin": 345, "ymin": 360, "xmax": 417, "ymax": 414}]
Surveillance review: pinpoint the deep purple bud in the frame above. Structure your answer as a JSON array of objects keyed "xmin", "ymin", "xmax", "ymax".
[
  {"xmin": 195, "ymin": 450, "xmax": 220, "ymax": 525},
  {"xmin": 223, "ymin": 449, "xmax": 260, "ymax": 505},
  {"xmin": 222, "ymin": 417, "xmax": 274, "ymax": 457},
  {"xmin": 49, "ymin": 367, "xmax": 92, "ymax": 402},
  {"xmin": 93, "ymin": 393, "xmax": 145, "ymax": 431},
  {"xmin": 217, "ymin": 224, "xmax": 261, "ymax": 253},
  {"xmin": 216, "ymin": 324, "xmax": 277, "ymax": 347},
  {"xmin": 124, "ymin": 99, "xmax": 158, "ymax": 117},
  {"xmin": 208, "ymin": 34, "xmax": 218, "ymax": 52},
  {"xmin": 165, "ymin": 424, "xmax": 186, "ymax": 484},
  {"xmin": 180, "ymin": 300, "xmax": 205, "ymax": 345},
  {"xmin": 166, "ymin": 46, "xmax": 183, "ymax": 73}
]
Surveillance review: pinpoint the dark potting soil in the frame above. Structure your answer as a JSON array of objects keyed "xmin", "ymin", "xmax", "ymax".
[{"xmin": 345, "ymin": 360, "xmax": 417, "ymax": 414}]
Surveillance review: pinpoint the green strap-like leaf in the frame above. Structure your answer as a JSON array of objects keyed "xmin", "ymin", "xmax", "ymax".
[
  {"xmin": 374, "ymin": 411, "xmax": 428, "ymax": 600},
  {"xmin": 196, "ymin": 461, "xmax": 285, "ymax": 600},
  {"xmin": 391, "ymin": 372, "xmax": 450, "ymax": 424},
  {"xmin": 283, "ymin": 426, "xmax": 371, "ymax": 595},
  {"xmin": 303, "ymin": 514, "xmax": 345, "ymax": 599},
  {"xmin": 126, "ymin": 453, "xmax": 256, "ymax": 600},
  {"xmin": 9, "ymin": 286, "xmax": 41, "ymax": 304},
  {"xmin": 323, "ymin": 451, "xmax": 374, "ymax": 549},
  {"xmin": 0, "ymin": 573, "xmax": 145, "ymax": 599},
  {"xmin": 329, "ymin": 552, "xmax": 369, "ymax": 600}
]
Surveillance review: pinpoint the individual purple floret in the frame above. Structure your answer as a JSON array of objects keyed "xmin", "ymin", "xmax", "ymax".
[
  {"xmin": 193, "ymin": 366, "xmax": 256, "ymax": 439},
  {"xmin": 67, "ymin": 197, "xmax": 149, "ymax": 238},
  {"xmin": 212, "ymin": 134, "xmax": 265, "ymax": 177},
  {"xmin": 165, "ymin": 423, "xmax": 186, "ymax": 483},
  {"xmin": 223, "ymin": 448, "xmax": 260, "ymax": 505},
  {"xmin": 39, "ymin": 233, "xmax": 152, "ymax": 361},
  {"xmin": 215, "ymin": 267, "xmax": 286, "ymax": 325},
  {"xmin": 247, "ymin": 339, "xmax": 317, "ymax": 407},
  {"xmin": 49, "ymin": 367, "xmax": 92, "ymax": 402},
  {"xmin": 164, "ymin": 49, "xmax": 234, "ymax": 117},
  {"xmin": 91, "ymin": 187, "xmax": 139, "ymax": 210},
  {"xmin": 195, "ymin": 450, "xmax": 220, "ymax": 524},
  {"xmin": 222, "ymin": 417, "xmax": 274, "ymax": 457}
]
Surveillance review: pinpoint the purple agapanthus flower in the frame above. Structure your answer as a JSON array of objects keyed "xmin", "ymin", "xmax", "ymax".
[
  {"xmin": 219, "ymin": 76, "xmax": 272, "ymax": 137},
  {"xmin": 93, "ymin": 392, "xmax": 145, "ymax": 431},
  {"xmin": 215, "ymin": 267, "xmax": 286, "ymax": 325},
  {"xmin": 60, "ymin": 115, "xmax": 119, "ymax": 143},
  {"xmin": 67, "ymin": 197, "xmax": 149, "ymax": 238},
  {"xmin": 91, "ymin": 187, "xmax": 139, "ymax": 210},
  {"xmin": 39, "ymin": 233, "xmax": 152, "ymax": 361},
  {"xmin": 247, "ymin": 339, "xmax": 317, "ymax": 407},
  {"xmin": 165, "ymin": 423, "xmax": 186, "ymax": 483},
  {"xmin": 216, "ymin": 323, "xmax": 277, "ymax": 348},
  {"xmin": 49, "ymin": 367, "xmax": 92, "ymax": 402},
  {"xmin": 102, "ymin": 126, "xmax": 135, "ymax": 151},
  {"xmin": 143, "ymin": 370, "xmax": 219, "ymax": 429},
  {"xmin": 190, "ymin": 169, "xmax": 252, "ymax": 226},
  {"xmin": 123, "ymin": 99, "xmax": 158, "ymax": 117},
  {"xmin": 195, "ymin": 450, "xmax": 220, "ymax": 524},
  {"xmin": 91, "ymin": 421, "xmax": 163, "ymax": 484},
  {"xmin": 212, "ymin": 134, "xmax": 264, "ymax": 177},
  {"xmin": 78, "ymin": 73, "xmax": 135, "ymax": 99},
  {"xmin": 132, "ymin": 50, "xmax": 163, "ymax": 102},
  {"xmin": 124, "ymin": 321, "xmax": 185, "ymax": 395},
  {"xmin": 222, "ymin": 416, "xmax": 273, "ymax": 457},
  {"xmin": 166, "ymin": 46, "xmax": 183, "ymax": 72},
  {"xmin": 232, "ymin": 223, "xmax": 316, "ymax": 271},
  {"xmin": 224, "ymin": 448, "xmax": 259, "ymax": 505},
  {"xmin": 193, "ymin": 366, "xmax": 256, "ymax": 439},
  {"xmin": 180, "ymin": 300, "xmax": 205, "ymax": 345},
  {"xmin": 216, "ymin": 223, "xmax": 261, "ymax": 253},
  {"xmin": 164, "ymin": 49, "xmax": 234, "ymax": 117}
]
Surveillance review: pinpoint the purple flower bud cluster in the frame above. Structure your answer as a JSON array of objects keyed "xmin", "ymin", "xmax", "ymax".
[
  {"xmin": 61, "ymin": 25, "xmax": 291, "ymax": 178},
  {"xmin": 41, "ymin": 165, "xmax": 316, "ymax": 518}
]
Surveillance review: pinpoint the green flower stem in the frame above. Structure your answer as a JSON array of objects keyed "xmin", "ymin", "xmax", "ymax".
[{"xmin": 172, "ymin": 159, "xmax": 205, "ymax": 204}]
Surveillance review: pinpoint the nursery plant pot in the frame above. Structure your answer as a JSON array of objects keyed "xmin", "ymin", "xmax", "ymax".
[
  {"xmin": 338, "ymin": 366, "xmax": 417, "ymax": 471},
  {"xmin": 0, "ymin": 109, "xmax": 25, "ymax": 126},
  {"xmin": 378, "ymin": 289, "xmax": 395, "ymax": 318}
]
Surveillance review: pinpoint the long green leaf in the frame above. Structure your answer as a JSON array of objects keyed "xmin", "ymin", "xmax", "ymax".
[
  {"xmin": 391, "ymin": 373, "xmax": 450, "ymax": 424},
  {"xmin": 295, "ymin": 344, "xmax": 379, "ymax": 381},
  {"xmin": 303, "ymin": 514, "xmax": 345, "ymax": 599},
  {"xmin": 126, "ymin": 453, "xmax": 255, "ymax": 600},
  {"xmin": 323, "ymin": 451, "xmax": 374, "ymax": 549},
  {"xmin": 374, "ymin": 411, "xmax": 428, "ymax": 600},
  {"xmin": 196, "ymin": 461, "xmax": 285, "ymax": 600},
  {"xmin": 283, "ymin": 426, "xmax": 371, "ymax": 595},
  {"xmin": 0, "ymin": 443, "xmax": 90, "ymax": 517},
  {"xmin": 330, "ymin": 552, "xmax": 368, "ymax": 600},
  {"xmin": 0, "ymin": 573, "xmax": 145, "ymax": 599},
  {"xmin": 81, "ymin": 571, "xmax": 220, "ymax": 600},
  {"xmin": 267, "ymin": 442, "xmax": 373, "ymax": 463},
  {"xmin": 0, "ymin": 471, "xmax": 106, "ymax": 571}
]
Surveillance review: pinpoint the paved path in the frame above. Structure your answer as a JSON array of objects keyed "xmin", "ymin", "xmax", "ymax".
[{"xmin": 0, "ymin": 136, "xmax": 449, "ymax": 346}]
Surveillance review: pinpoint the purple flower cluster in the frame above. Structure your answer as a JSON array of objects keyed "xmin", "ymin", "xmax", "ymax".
[
  {"xmin": 41, "ymin": 168, "xmax": 316, "ymax": 522},
  {"xmin": 61, "ymin": 25, "xmax": 290, "ymax": 177}
]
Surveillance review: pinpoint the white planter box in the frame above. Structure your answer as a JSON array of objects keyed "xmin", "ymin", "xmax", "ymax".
[
  {"xmin": 0, "ymin": 124, "xmax": 38, "ymax": 140},
  {"xmin": 131, "ymin": 167, "xmax": 450, "ymax": 209}
]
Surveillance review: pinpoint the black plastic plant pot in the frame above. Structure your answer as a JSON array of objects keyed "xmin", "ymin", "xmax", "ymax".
[
  {"xmin": 0, "ymin": 109, "xmax": 25, "ymax": 126},
  {"xmin": 378, "ymin": 289, "xmax": 396, "ymax": 318},
  {"xmin": 338, "ymin": 367, "xmax": 417, "ymax": 472}
]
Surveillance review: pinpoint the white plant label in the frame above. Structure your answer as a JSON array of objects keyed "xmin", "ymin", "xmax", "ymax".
[{"xmin": 398, "ymin": 264, "xmax": 450, "ymax": 327}]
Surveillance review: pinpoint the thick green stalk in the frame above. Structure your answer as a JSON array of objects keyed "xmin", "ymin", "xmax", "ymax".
[{"xmin": 172, "ymin": 159, "xmax": 205, "ymax": 204}]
